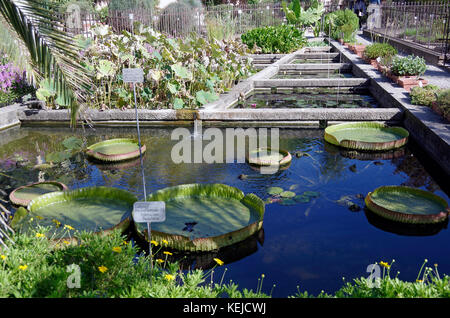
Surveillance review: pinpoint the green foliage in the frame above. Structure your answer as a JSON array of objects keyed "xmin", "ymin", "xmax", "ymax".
[
  {"xmin": 81, "ymin": 23, "xmax": 253, "ymax": 110},
  {"xmin": 293, "ymin": 260, "xmax": 450, "ymax": 298},
  {"xmin": 390, "ymin": 55, "xmax": 427, "ymax": 76},
  {"xmin": 323, "ymin": 9, "xmax": 359, "ymax": 42},
  {"xmin": 282, "ymin": 0, "xmax": 324, "ymax": 28},
  {"xmin": 363, "ymin": 43, "xmax": 397, "ymax": 60},
  {"xmin": 410, "ymin": 84, "xmax": 440, "ymax": 107},
  {"xmin": 241, "ymin": 25, "xmax": 307, "ymax": 54},
  {"xmin": 0, "ymin": 228, "xmax": 269, "ymax": 298},
  {"xmin": 436, "ymin": 89, "xmax": 450, "ymax": 117},
  {"xmin": 307, "ymin": 40, "xmax": 328, "ymax": 47}
]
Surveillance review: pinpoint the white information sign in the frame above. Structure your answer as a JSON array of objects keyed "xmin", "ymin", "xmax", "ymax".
[
  {"xmin": 123, "ymin": 68, "xmax": 144, "ymax": 83},
  {"xmin": 133, "ymin": 201, "xmax": 166, "ymax": 223}
]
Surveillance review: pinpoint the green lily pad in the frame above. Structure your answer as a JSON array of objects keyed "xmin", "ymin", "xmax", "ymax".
[
  {"xmin": 294, "ymin": 195, "xmax": 310, "ymax": 203},
  {"xmin": 12, "ymin": 187, "xmax": 136, "ymax": 239},
  {"xmin": 279, "ymin": 198, "xmax": 297, "ymax": 206},
  {"xmin": 267, "ymin": 187, "xmax": 284, "ymax": 195},
  {"xmin": 138, "ymin": 184, "xmax": 265, "ymax": 251},
  {"xmin": 280, "ymin": 191, "xmax": 296, "ymax": 198},
  {"xmin": 86, "ymin": 138, "xmax": 146, "ymax": 162},
  {"xmin": 303, "ymin": 191, "xmax": 320, "ymax": 198},
  {"xmin": 9, "ymin": 181, "xmax": 68, "ymax": 207}
]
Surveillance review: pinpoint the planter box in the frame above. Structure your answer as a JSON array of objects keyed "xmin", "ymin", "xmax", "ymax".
[
  {"xmin": 352, "ymin": 45, "xmax": 366, "ymax": 58},
  {"xmin": 431, "ymin": 102, "xmax": 449, "ymax": 122}
]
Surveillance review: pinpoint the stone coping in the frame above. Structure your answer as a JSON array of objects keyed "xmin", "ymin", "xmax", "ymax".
[{"xmin": 329, "ymin": 38, "xmax": 450, "ymax": 175}]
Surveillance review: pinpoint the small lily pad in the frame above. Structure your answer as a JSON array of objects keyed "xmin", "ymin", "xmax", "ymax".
[
  {"xmin": 289, "ymin": 184, "xmax": 299, "ymax": 191},
  {"xmin": 279, "ymin": 198, "xmax": 297, "ymax": 206},
  {"xmin": 267, "ymin": 187, "xmax": 284, "ymax": 195},
  {"xmin": 280, "ymin": 191, "xmax": 296, "ymax": 198},
  {"xmin": 294, "ymin": 195, "xmax": 310, "ymax": 203},
  {"xmin": 303, "ymin": 191, "xmax": 320, "ymax": 198}
]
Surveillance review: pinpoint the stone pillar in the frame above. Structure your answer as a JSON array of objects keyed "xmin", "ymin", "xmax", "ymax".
[{"xmin": 367, "ymin": 4, "xmax": 381, "ymax": 30}]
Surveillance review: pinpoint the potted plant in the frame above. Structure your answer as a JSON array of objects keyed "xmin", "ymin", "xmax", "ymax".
[
  {"xmin": 352, "ymin": 43, "xmax": 366, "ymax": 57},
  {"xmin": 363, "ymin": 43, "xmax": 397, "ymax": 68},
  {"xmin": 431, "ymin": 89, "xmax": 450, "ymax": 122},
  {"xmin": 389, "ymin": 55, "xmax": 427, "ymax": 91}
]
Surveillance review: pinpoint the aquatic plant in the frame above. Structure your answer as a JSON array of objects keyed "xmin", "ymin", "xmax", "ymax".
[
  {"xmin": 136, "ymin": 183, "xmax": 265, "ymax": 251},
  {"xmin": 241, "ymin": 25, "xmax": 307, "ymax": 54}
]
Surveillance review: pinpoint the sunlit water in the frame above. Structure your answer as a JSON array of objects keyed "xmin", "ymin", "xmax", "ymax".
[{"xmin": 0, "ymin": 126, "xmax": 448, "ymax": 297}]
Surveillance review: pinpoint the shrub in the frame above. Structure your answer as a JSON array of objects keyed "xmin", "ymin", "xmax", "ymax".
[
  {"xmin": 364, "ymin": 43, "xmax": 397, "ymax": 60},
  {"xmin": 323, "ymin": 9, "xmax": 359, "ymax": 43},
  {"xmin": 390, "ymin": 55, "xmax": 427, "ymax": 77},
  {"xmin": 241, "ymin": 25, "xmax": 307, "ymax": 54},
  {"xmin": 410, "ymin": 84, "xmax": 440, "ymax": 107},
  {"xmin": 436, "ymin": 89, "xmax": 450, "ymax": 117},
  {"xmin": 37, "ymin": 23, "xmax": 254, "ymax": 110}
]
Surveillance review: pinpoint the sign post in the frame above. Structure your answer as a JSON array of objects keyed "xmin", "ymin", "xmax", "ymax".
[{"xmin": 133, "ymin": 201, "xmax": 166, "ymax": 286}]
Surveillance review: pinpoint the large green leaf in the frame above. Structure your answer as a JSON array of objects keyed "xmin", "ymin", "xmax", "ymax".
[
  {"xmin": 13, "ymin": 187, "xmax": 137, "ymax": 239},
  {"xmin": 138, "ymin": 184, "xmax": 265, "ymax": 251},
  {"xmin": 171, "ymin": 63, "xmax": 192, "ymax": 79}
]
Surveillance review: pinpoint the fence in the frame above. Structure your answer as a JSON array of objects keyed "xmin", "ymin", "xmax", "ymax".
[
  {"xmin": 58, "ymin": 2, "xmax": 347, "ymax": 39},
  {"xmin": 374, "ymin": 1, "xmax": 449, "ymax": 64}
]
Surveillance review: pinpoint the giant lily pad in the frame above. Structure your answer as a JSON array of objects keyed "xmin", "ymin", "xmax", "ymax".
[
  {"xmin": 247, "ymin": 147, "xmax": 292, "ymax": 167},
  {"xmin": 12, "ymin": 187, "xmax": 137, "ymax": 239},
  {"xmin": 324, "ymin": 122, "xmax": 409, "ymax": 151},
  {"xmin": 86, "ymin": 138, "xmax": 146, "ymax": 162},
  {"xmin": 365, "ymin": 186, "xmax": 449, "ymax": 224},
  {"xmin": 136, "ymin": 184, "xmax": 265, "ymax": 252},
  {"xmin": 9, "ymin": 181, "xmax": 68, "ymax": 207}
]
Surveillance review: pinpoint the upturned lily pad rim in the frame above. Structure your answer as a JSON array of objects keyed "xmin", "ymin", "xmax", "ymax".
[
  {"xmin": 365, "ymin": 186, "xmax": 450, "ymax": 224},
  {"xmin": 246, "ymin": 147, "xmax": 292, "ymax": 167},
  {"xmin": 9, "ymin": 181, "xmax": 68, "ymax": 207},
  {"xmin": 324, "ymin": 122, "xmax": 409, "ymax": 151},
  {"xmin": 15, "ymin": 186, "xmax": 138, "ymax": 240},
  {"xmin": 85, "ymin": 138, "xmax": 146, "ymax": 162},
  {"xmin": 138, "ymin": 183, "xmax": 265, "ymax": 252}
]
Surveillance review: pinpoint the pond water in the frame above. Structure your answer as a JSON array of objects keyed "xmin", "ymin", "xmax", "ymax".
[
  {"xmin": 0, "ymin": 126, "xmax": 449, "ymax": 297},
  {"xmin": 236, "ymin": 88, "xmax": 379, "ymax": 109},
  {"xmin": 272, "ymin": 70, "xmax": 354, "ymax": 79}
]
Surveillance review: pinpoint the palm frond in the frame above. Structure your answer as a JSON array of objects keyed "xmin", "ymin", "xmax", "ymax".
[{"xmin": 0, "ymin": 0, "xmax": 94, "ymax": 127}]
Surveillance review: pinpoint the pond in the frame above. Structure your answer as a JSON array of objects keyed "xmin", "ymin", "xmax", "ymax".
[
  {"xmin": 236, "ymin": 88, "xmax": 379, "ymax": 109},
  {"xmin": 0, "ymin": 126, "xmax": 448, "ymax": 297},
  {"xmin": 272, "ymin": 69, "xmax": 354, "ymax": 79}
]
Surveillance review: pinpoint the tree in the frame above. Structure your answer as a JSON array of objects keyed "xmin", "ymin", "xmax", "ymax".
[{"xmin": 0, "ymin": 0, "xmax": 93, "ymax": 127}]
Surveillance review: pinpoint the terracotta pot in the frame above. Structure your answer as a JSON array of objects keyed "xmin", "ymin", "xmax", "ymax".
[
  {"xmin": 353, "ymin": 45, "xmax": 366, "ymax": 57},
  {"xmin": 339, "ymin": 38, "xmax": 344, "ymax": 44}
]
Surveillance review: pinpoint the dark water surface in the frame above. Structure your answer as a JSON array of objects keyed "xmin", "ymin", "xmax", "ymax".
[{"xmin": 0, "ymin": 126, "xmax": 448, "ymax": 297}]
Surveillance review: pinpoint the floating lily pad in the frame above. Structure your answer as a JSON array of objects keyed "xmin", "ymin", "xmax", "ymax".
[
  {"xmin": 11, "ymin": 187, "xmax": 137, "ymax": 239},
  {"xmin": 86, "ymin": 138, "xmax": 146, "ymax": 162},
  {"xmin": 267, "ymin": 187, "xmax": 284, "ymax": 195},
  {"xmin": 247, "ymin": 147, "xmax": 292, "ymax": 167},
  {"xmin": 136, "ymin": 184, "xmax": 265, "ymax": 252},
  {"xmin": 280, "ymin": 191, "xmax": 296, "ymax": 198},
  {"xmin": 294, "ymin": 195, "xmax": 310, "ymax": 203},
  {"xmin": 303, "ymin": 191, "xmax": 320, "ymax": 198},
  {"xmin": 9, "ymin": 181, "xmax": 68, "ymax": 207},
  {"xmin": 365, "ymin": 186, "xmax": 449, "ymax": 224},
  {"xmin": 279, "ymin": 198, "xmax": 297, "ymax": 206},
  {"xmin": 324, "ymin": 122, "xmax": 409, "ymax": 151}
]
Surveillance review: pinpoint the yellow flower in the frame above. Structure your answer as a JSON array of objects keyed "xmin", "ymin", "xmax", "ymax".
[
  {"xmin": 112, "ymin": 246, "xmax": 122, "ymax": 253},
  {"xmin": 35, "ymin": 233, "xmax": 45, "ymax": 238},
  {"xmin": 213, "ymin": 258, "xmax": 224, "ymax": 266},
  {"xmin": 36, "ymin": 215, "xmax": 44, "ymax": 220},
  {"xmin": 1, "ymin": 255, "xmax": 6, "ymax": 261},
  {"xmin": 64, "ymin": 224, "xmax": 75, "ymax": 231},
  {"xmin": 162, "ymin": 239, "xmax": 169, "ymax": 246},
  {"xmin": 52, "ymin": 219, "xmax": 61, "ymax": 227},
  {"xmin": 63, "ymin": 240, "xmax": 70, "ymax": 245},
  {"xmin": 98, "ymin": 265, "xmax": 108, "ymax": 273},
  {"xmin": 19, "ymin": 265, "xmax": 28, "ymax": 271},
  {"xmin": 164, "ymin": 274, "xmax": 175, "ymax": 281},
  {"xmin": 163, "ymin": 251, "xmax": 172, "ymax": 256},
  {"xmin": 156, "ymin": 259, "xmax": 164, "ymax": 264},
  {"xmin": 379, "ymin": 261, "xmax": 391, "ymax": 269},
  {"xmin": 416, "ymin": 279, "xmax": 423, "ymax": 283},
  {"xmin": 150, "ymin": 240, "xmax": 159, "ymax": 246},
  {"xmin": 123, "ymin": 240, "xmax": 129, "ymax": 245}
]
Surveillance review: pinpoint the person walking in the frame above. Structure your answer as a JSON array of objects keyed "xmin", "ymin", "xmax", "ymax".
[{"xmin": 354, "ymin": 0, "xmax": 367, "ymax": 29}]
